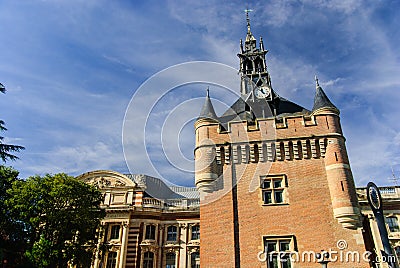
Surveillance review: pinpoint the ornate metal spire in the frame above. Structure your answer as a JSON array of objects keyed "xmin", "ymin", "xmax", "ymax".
[
  {"xmin": 244, "ymin": 9, "xmax": 255, "ymax": 42},
  {"xmin": 245, "ymin": 9, "xmax": 253, "ymax": 34},
  {"xmin": 315, "ymin": 75, "xmax": 320, "ymax": 88}
]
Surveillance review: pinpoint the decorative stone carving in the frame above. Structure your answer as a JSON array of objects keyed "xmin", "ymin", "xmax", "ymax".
[
  {"xmin": 164, "ymin": 245, "xmax": 180, "ymax": 253},
  {"xmin": 132, "ymin": 174, "xmax": 146, "ymax": 189},
  {"xmin": 140, "ymin": 241, "xmax": 159, "ymax": 253}
]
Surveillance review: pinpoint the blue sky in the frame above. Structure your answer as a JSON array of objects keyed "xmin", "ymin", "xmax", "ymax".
[{"xmin": 0, "ymin": 0, "xmax": 399, "ymax": 187}]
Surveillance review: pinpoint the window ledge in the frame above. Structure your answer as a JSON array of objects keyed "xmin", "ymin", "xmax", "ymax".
[{"xmin": 262, "ymin": 203, "xmax": 289, "ymax": 207}]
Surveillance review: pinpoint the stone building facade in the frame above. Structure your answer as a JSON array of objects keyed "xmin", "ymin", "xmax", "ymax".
[
  {"xmin": 76, "ymin": 169, "xmax": 400, "ymax": 267},
  {"xmin": 194, "ymin": 14, "xmax": 370, "ymax": 268},
  {"xmin": 77, "ymin": 170, "xmax": 200, "ymax": 268},
  {"xmin": 358, "ymin": 186, "xmax": 400, "ymax": 267}
]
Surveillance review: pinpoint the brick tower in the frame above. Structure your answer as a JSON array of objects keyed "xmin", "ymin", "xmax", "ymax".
[{"xmin": 194, "ymin": 13, "xmax": 368, "ymax": 268}]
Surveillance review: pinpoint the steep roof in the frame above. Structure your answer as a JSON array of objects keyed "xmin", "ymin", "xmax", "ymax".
[
  {"xmin": 218, "ymin": 92, "xmax": 310, "ymax": 126},
  {"xmin": 197, "ymin": 89, "xmax": 218, "ymax": 121},
  {"xmin": 312, "ymin": 78, "xmax": 338, "ymax": 112}
]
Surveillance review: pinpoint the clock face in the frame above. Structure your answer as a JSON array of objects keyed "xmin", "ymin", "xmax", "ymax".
[
  {"xmin": 368, "ymin": 186, "xmax": 381, "ymax": 210},
  {"xmin": 255, "ymin": 86, "xmax": 271, "ymax": 99}
]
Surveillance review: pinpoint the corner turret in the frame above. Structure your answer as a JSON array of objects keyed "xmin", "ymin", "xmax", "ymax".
[
  {"xmin": 197, "ymin": 88, "xmax": 218, "ymax": 122},
  {"xmin": 312, "ymin": 76, "xmax": 339, "ymax": 115},
  {"xmin": 195, "ymin": 89, "xmax": 219, "ymax": 194}
]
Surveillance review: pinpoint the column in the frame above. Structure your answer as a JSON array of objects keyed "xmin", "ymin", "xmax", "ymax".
[
  {"xmin": 119, "ymin": 221, "xmax": 129, "ymax": 268},
  {"xmin": 179, "ymin": 223, "xmax": 188, "ymax": 268}
]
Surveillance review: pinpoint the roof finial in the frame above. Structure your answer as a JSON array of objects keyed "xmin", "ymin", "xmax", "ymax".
[
  {"xmin": 244, "ymin": 8, "xmax": 253, "ymax": 34},
  {"xmin": 315, "ymin": 75, "xmax": 320, "ymax": 88},
  {"xmin": 206, "ymin": 86, "xmax": 210, "ymax": 97}
]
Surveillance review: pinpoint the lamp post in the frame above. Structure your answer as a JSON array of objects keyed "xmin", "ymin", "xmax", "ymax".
[{"xmin": 316, "ymin": 251, "xmax": 330, "ymax": 268}]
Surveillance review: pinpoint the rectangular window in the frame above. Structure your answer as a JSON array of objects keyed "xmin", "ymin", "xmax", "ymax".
[
  {"xmin": 166, "ymin": 253, "xmax": 176, "ymax": 268},
  {"xmin": 191, "ymin": 252, "xmax": 200, "ymax": 268},
  {"xmin": 143, "ymin": 252, "xmax": 154, "ymax": 268},
  {"xmin": 145, "ymin": 225, "xmax": 156, "ymax": 240},
  {"xmin": 264, "ymin": 236, "xmax": 295, "ymax": 268},
  {"xmin": 167, "ymin": 225, "xmax": 178, "ymax": 241},
  {"xmin": 110, "ymin": 225, "xmax": 120, "ymax": 240},
  {"xmin": 106, "ymin": 252, "xmax": 117, "ymax": 268},
  {"xmin": 261, "ymin": 176, "xmax": 288, "ymax": 205},
  {"xmin": 386, "ymin": 217, "xmax": 400, "ymax": 232},
  {"xmin": 191, "ymin": 225, "xmax": 200, "ymax": 240}
]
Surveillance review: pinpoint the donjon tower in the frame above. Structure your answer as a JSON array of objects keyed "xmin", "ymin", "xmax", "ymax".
[{"xmin": 194, "ymin": 14, "xmax": 368, "ymax": 268}]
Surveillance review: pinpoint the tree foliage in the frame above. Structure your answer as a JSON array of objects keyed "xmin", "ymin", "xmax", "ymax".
[
  {"xmin": 0, "ymin": 83, "xmax": 25, "ymax": 162},
  {"xmin": 0, "ymin": 166, "xmax": 28, "ymax": 266},
  {"xmin": 7, "ymin": 173, "xmax": 105, "ymax": 267}
]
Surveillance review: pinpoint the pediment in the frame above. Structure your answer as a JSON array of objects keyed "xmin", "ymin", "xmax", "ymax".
[{"xmin": 76, "ymin": 170, "xmax": 136, "ymax": 189}]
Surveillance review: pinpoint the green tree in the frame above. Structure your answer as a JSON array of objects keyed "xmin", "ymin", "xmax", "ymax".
[
  {"xmin": 0, "ymin": 83, "xmax": 25, "ymax": 162},
  {"xmin": 7, "ymin": 173, "xmax": 105, "ymax": 268},
  {"xmin": 0, "ymin": 166, "xmax": 28, "ymax": 266}
]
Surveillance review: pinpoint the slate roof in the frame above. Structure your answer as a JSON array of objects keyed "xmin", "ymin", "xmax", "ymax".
[
  {"xmin": 126, "ymin": 174, "xmax": 199, "ymax": 200},
  {"xmin": 198, "ymin": 90, "xmax": 218, "ymax": 121},
  {"xmin": 218, "ymin": 90, "xmax": 310, "ymax": 126},
  {"xmin": 312, "ymin": 84, "xmax": 338, "ymax": 112}
]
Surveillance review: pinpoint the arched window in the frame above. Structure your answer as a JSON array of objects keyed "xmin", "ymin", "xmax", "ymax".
[
  {"xmin": 167, "ymin": 225, "xmax": 177, "ymax": 241},
  {"xmin": 166, "ymin": 252, "xmax": 176, "ymax": 268},
  {"xmin": 143, "ymin": 252, "xmax": 154, "ymax": 268}
]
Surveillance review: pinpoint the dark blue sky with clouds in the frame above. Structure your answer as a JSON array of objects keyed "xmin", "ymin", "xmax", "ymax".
[{"xmin": 1, "ymin": 0, "xmax": 399, "ymax": 187}]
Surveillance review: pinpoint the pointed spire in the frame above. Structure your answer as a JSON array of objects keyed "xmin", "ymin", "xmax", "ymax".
[
  {"xmin": 245, "ymin": 9, "xmax": 252, "ymax": 34},
  {"xmin": 198, "ymin": 87, "xmax": 218, "ymax": 121},
  {"xmin": 312, "ymin": 76, "xmax": 339, "ymax": 114},
  {"xmin": 315, "ymin": 75, "xmax": 320, "ymax": 87},
  {"xmin": 244, "ymin": 9, "xmax": 256, "ymax": 42}
]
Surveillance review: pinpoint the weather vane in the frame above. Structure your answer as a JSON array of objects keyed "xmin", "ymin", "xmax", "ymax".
[
  {"xmin": 244, "ymin": 8, "xmax": 253, "ymax": 19},
  {"xmin": 390, "ymin": 166, "xmax": 399, "ymax": 186}
]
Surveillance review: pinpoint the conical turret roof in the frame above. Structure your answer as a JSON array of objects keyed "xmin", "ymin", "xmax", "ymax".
[
  {"xmin": 198, "ymin": 88, "xmax": 218, "ymax": 121},
  {"xmin": 312, "ymin": 77, "xmax": 338, "ymax": 113}
]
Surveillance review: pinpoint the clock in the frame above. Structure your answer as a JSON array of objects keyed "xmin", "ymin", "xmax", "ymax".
[
  {"xmin": 255, "ymin": 86, "xmax": 271, "ymax": 99},
  {"xmin": 367, "ymin": 182, "xmax": 382, "ymax": 211}
]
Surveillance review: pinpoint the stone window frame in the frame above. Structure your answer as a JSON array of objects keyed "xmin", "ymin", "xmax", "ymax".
[
  {"xmin": 106, "ymin": 251, "xmax": 118, "ymax": 268},
  {"xmin": 144, "ymin": 224, "xmax": 156, "ymax": 240},
  {"xmin": 260, "ymin": 174, "xmax": 289, "ymax": 205},
  {"xmin": 386, "ymin": 215, "xmax": 400, "ymax": 233},
  {"xmin": 263, "ymin": 235, "xmax": 297, "ymax": 268},
  {"xmin": 189, "ymin": 251, "xmax": 200, "ymax": 268},
  {"xmin": 190, "ymin": 224, "xmax": 200, "ymax": 241},
  {"xmin": 165, "ymin": 252, "xmax": 177, "ymax": 268},
  {"xmin": 142, "ymin": 251, "xmax": 155, "ymax": 268},
  {"xmin": 109, "ymin": 224, "xmax": 121, "ymax": 241},
  {"xmin": 166, "ymin": 225, "xmax": 178, "ymax": 242}
]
